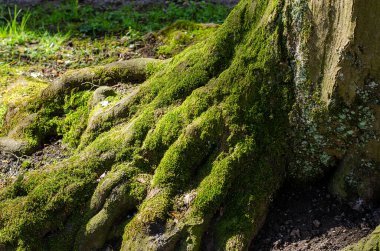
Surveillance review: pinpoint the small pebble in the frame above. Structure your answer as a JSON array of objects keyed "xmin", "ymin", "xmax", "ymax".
[
  {"xmin": 313, "ymin": 220, "xmax": 321, "ymax": 228},
  {"xmin": 290, "ymin": 229, "xmax": 301, "ymax": 239}
]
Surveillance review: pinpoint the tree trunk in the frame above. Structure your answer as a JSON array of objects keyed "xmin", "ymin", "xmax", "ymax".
[{"xmin": 0, "ymin": 0, "xmax": 379, "ymax": 250}]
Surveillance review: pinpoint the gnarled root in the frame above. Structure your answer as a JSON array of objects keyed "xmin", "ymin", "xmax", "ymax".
[
  {"xmin": 0, "ymin": 1, "xmax": 291, "ymax": 250},
  {"xmin": 41, "ymin": 58, "xmax": 163, "ymax": 100},
  {"xmin": 76, "ymin": 164, "xmax": 151, "ymax": 250},
  {"xmin": 0, "ymin": 58, "xmax": 164, "ymax": 155},
  {"xmin": 79, "ymin": 87, "xmax": 141, "ymax": 148}
]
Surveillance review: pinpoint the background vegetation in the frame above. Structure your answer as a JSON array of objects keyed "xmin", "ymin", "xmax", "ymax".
[{"xmin": 0, "ymin": 1, "xmax": 230, "ymax": 67}]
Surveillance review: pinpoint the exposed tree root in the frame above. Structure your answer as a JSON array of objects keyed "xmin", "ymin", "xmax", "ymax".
[
  {"xmin": 0, "ymin": 137, "xmax": 29, "ymax": 155},
  {"xmin": 0, "ymin": 58, "xmax": 164, "ymax": 155},
  {"xmin": 0, "ymin": 0, "xmax": 380, "ymax": 250},
  {"xmin": 79, "ymin": 87, "xmax": 141, "ymax": 149},
  {"xmin": 41, "ymin": 58, "xmax": 163, "ymax": 100},
  {"xmin": 0, "ymin": 0, "xmax": 292, "ymax": 249},
  {"xmin": 77, "ymin": 165, "xmax": 151, "ymax": 250}
]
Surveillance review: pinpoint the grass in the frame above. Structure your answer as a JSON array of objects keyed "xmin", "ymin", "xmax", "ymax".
[
  {"xmin": 0, "ymin": 2, "xmax": 231, "ymax": 68},
  {"xmin": 0, "ymin": 6, "xmax": 30, "ymax": 37},
  {"xmin": 24, "ymin": 1, "xmax": 229, "ymax": 35},
  {"xmin": 0, "ymin": 6, "xmax": 70, "ymax": 65}
]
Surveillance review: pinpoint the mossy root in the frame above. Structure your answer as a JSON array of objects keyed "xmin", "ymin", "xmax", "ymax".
[{"xmin": 41, "ymin": 58, "xmax": 163, "ymax": 100}]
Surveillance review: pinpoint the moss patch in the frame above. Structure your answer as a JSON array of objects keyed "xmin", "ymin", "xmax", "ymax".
[
  {"xmin": 156, "ymin": 20, "xmax": 219, "ymax": 58},
  {"xmin": 56, "ymin": 91, "xmax": 93, "ymax": 148}
]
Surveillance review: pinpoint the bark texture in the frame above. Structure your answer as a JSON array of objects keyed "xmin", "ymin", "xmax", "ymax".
[{"xmin": 0, "ymin": 0, "xmax": 379, "ymax": 250}]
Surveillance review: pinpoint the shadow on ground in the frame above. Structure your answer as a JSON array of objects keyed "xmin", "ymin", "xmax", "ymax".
[{"xmin": 252, "ymin": 183, "xmax": 380, "ymax": 251}]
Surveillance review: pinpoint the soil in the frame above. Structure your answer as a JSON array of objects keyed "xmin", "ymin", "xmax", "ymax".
[
  {"xmin": 251, "ymin": 183, "xmax": 380, "ymax": 251},
  {"xmin": 0, "ymin": 139, "xmax": 71, "ymax": 188}
]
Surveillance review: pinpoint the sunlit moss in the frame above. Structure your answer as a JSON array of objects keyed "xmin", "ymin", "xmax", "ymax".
[{"xmin": 156, "ymin": 20, "xmax": 219, "ymax": 57}]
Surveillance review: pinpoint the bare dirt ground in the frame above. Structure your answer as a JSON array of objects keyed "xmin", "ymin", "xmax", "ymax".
[
  {"xmin": 251, "ymin": 183, "xmax": 380, "ymax": 251},
  {"xmin": 0, "ymin": 139, "xmax": 70, "ymax": 188}
]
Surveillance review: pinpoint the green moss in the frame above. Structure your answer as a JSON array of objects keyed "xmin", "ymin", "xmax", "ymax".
[
  {"xmin": 0, "ymin": 76, "xmax": 49, "ymax": 137},
  {"xmin": 156, "ymin": 20, "xmax": 219, "ymax": 57},
  {"xmin": 20, "ymin": 160, "xmax": 33, "ymax": 170},
  {"xmin": 123, "ymin": 0, "xmax": 292, "ymax": 249},
  {"xmin": 57, "ymin": 91, "xmax": 92, "ymax": 148},
  {"xmin": 22, "ymin": 101, "xmax": 61, "ymax": 149},
  {"xmin": 0, "ymin": 0, "xmax": 294, "ymax": 249},
  {"xmin": 0, "ymin": 114, "xmax": 150, "ymax": 248},
  {"xmin": 75, "ymin": 164, "xmax": 151, "ymax": 250},
  {"xmin": 2, "ymin": 78, "xmax": 48, "ymax": 107},
  {"xmin": 0, "ymin": 104, "xmax": 6, "ymax": 130},
  {"xmin": 0, "ymin": 63, "xmax": 15, "ymax": 84}
]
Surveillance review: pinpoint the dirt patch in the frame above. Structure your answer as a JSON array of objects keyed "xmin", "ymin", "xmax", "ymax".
[
  {"xmin": 251, "ymin": 184, "xmax": 380, "ymax": 251},
  {"xmin": 0, "ymin": 139, "xmax": 71, "ymax": 187}
]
